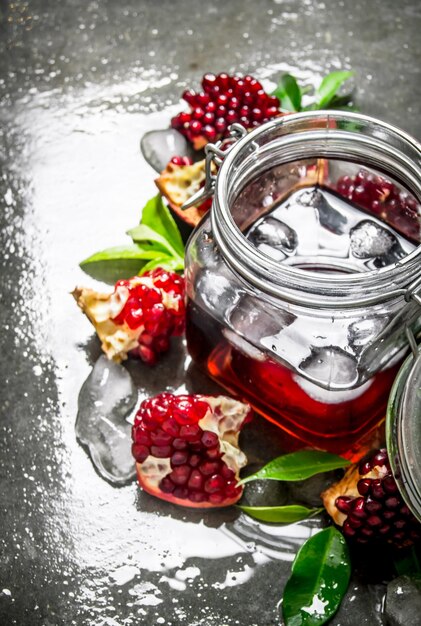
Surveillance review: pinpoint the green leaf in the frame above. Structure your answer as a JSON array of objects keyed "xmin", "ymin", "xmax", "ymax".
[
  {"xmin": 127, "ymin": 223, "xmax": 183, "ymax": 260},
  {"xmin": 282, "ymin": 526, "xmax": 351, "ymax": 626},
  {"xmin": 315, "ymin": 70, "xmax": 354, "ymax": 109},
  {"xmin": 238, "ymin": 504, "xmax": 321, "ymax": 524},
  {"xmin": 79, "ymin": 244, "xmax": 163, "ymax": 284},
  {"xmin": 272, "ymin": 74, "xmax": 302, "ymax": 112},
  {"xmin": 140, "ymin": 194, "xmax": 185, "ymax": 257},
  {"xmin": 238, "ymin": 450, "xmax": 350, "ymax": 486},
  {"xmin": 139, "ymin": 254, "xmax": 184, "ymax": 275}
]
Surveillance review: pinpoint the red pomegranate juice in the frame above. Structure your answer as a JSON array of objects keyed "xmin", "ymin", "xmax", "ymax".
[{"xmin": 186, "ymin": 184, "xmax": 417, "ymax": 458}]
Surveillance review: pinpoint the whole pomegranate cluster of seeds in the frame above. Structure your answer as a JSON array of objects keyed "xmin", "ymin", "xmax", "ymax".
[
  {"xmin": 132, "ymin": 393, "xmax": 244, "ymax": 506},
  {"xmin": 335, "ymin": 448, "xmax": 421, "ymax": 547},
  {"xmin": 112, "ymin": 269, "xmax": 185, "ymax": 365},
  {"xmin": 336, "ymin": 169, "xmax": 420, "ymax": 241},
  {"xmin": 171, "ymin": 72, "xmax": 280, "ymax": 148}
]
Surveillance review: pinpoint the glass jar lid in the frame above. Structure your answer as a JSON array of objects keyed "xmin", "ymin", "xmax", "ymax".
[{"xmin": 387, "ymin": 343, "xmax": 421, "ymax": 522}]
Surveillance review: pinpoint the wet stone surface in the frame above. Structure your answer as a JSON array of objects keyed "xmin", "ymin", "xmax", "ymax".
[{"xmin": 0, "ymin": 0, "xmax": 420, "ymax": 624}]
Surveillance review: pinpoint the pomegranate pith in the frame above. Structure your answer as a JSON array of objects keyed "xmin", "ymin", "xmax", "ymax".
[
  {"xmin": 132, "ymin": 393, "xmax": 252, "ymax": 508},
  {"xmin": 171, "ymin": 73, "xmax": 281, "ymax": 150},
  {"xmin": 322, "ymin": 448, "xmax": 421, "ymax": 548},
  {"xmin": 73, "ymin": 268, "xmax": 185, "ymax": 364}
]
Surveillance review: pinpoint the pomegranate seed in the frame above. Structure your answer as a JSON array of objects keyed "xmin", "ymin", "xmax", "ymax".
[
  {"xmin": 173, "ymin": 487, "xmax": 189, "ymax": 499},
  {"xmin": 150, "ymin": 429, "xmax": 173, "ymax": 446},
  {"xmin": 251, "ymin": 107, "xmax": 263, "ymax": 121},
  {"xmin": 189, "ymin": 491, "xmax": 206, "ymax": 503},
  {"xmin": 217, "ymin": 72, "xmax": 229, "ymax": 89},
  {"xmin": 203, "ymin": 111, "xmax": 215, "ymax": 124},
  {"xmin": 170, "ymin": 155, "xmax": 185, "ymax": 166},
  {"xmin": 160, "ymin": 477, "xmax": 175, "ymax": 493},
  {"xmin": 170, "ymin": 466, "xmax": 191, "ymax": 486},
  {"xmin": 209, "ymin": 492, "xmax": 224, "ymax": 504},
  {"xmin": 182, "ymin": 89, "xmax": 197, "ymax": 105},
  {"xmin": 189, "ymin": 454, "xmax": 201, "ymax": 467},
  {"xmin": 201, "ymin": 431, "xmax": 219, "ymax": 448},
  {"xmin": 204, "ymin": 474, "xmax": 225, "ymax": 493},
  {"xmin": 189, "ymin": 120, "xmax": 202, "ymax": 135},
  {"xmin": 150, "ymin": 445, "xmax": 172, "ymax": 458},
  {"xmin": 179, "ymin": 424, "xmax": 201, "ymax": 441},
  {"xmin": 199, "ymin": 461, "xmax": 220, "ymax": 476},
  {"xmin": 171, "ymin": 451, "xmax": 189, "ymax": 466},
  {"xmin": 162, "ymin": 418, "xmax": 180, "ymax": 437},
  {"xmin": 226, "ymin": 110, "xmax": 237, "ymax": 124},
  {"xmin": 206, "ymin": 447, "xmax": 220, "ymax": 460},
  {"xmin": 203, "ymin": 125, "xmax": 217, "ymax": 141},
  {"xmin": 132, "ymin": 444, "xmax": 149, "ymax": 462},
  {"xmin": 357, "ymin": 478, "xmax": 371, "ymax": 496},
  {"xmin": 364, "ymin": 496, "xmax": 382, "ymax": 514},
  {"xmin": 202, "ymin": 73, "xmax": 217, "ymax": 92},
  {"xmin": 172, "ymin": 438, "xmax": 188, "ymax": 450},
  {"xmin": 197, "ymin": 92, "xmax": 210, "ymax": 106},
  {"xmin": 188, "ymin": 470, "xmax": 204, "ymax": 490},
  {"xmin": 193, "ymin": 107, "xmax": 205, "ymax": 120},
  {"xmin": 206, "ymin": 101, "xmax": 217, "ymax": 113},
  {"xmin": 351, "ymin": 497, "xmax": 367, "ymax": 518}
]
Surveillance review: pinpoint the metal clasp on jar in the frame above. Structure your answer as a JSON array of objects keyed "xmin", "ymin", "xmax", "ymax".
[{"xmin": 181, "ymin": 123, "xmax": 248, "ymax": 210}]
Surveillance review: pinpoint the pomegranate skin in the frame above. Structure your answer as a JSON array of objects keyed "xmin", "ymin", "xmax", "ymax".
[{"xmin": 132, "ymin": 393, "xmax": 252, "ymax": 508}]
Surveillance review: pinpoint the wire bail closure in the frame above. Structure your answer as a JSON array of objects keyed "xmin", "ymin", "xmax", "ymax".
[{"xmin": 180, "ymin": 123, "xmax": 248, "ymax": 211}]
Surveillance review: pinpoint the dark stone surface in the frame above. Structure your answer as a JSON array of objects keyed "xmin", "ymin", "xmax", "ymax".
[{"xmin": 0, "ymin": 1, "xmax": 419, "ymax": 624}]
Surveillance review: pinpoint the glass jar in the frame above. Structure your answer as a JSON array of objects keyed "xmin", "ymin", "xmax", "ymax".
[
  {"xmin": 387, "ymin": 344, "xmax": 421, "ymax": 522},
  {"xmin": 184, "ymin": 112, "xmax": 421, "ymax": 458}
]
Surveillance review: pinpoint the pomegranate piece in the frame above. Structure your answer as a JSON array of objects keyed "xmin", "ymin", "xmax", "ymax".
[
  {"xmin": 336, "ymin": 169, "xmax": 420, "ymax": 242},
  {"xmin": 322, "ymin": 448, "xmax": 421, "ymax": 548},
  {"xmin": 132, "ymin": 393, "xmax": 252, "ymax": 508},
  {"xmin": 73, "ymin": 268, "xmax": 185, "ymax": 364},
  {"xmin": 171, "ymin": 72, "xmax": 281, "ymax": 150},
  {"xmin": 155, "ymin": 158, "xmax": 215, "ymax": 227}
]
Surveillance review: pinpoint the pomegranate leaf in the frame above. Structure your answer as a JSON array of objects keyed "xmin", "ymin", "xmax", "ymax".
[
  {"xmin": 239, "ymin": 504, "xmax": 321, "ymax": 523},
  {"xmin": 282, "ymin": 526, "xmax": 351, "ymax": 626},
  {"xmin": 139, "ymin": 254, "xmax": 184, "ymax": 275},
  {"xmin": 272, "ymin": 74, "xmax": 302, "ymax": 112},
  {"xmin": 315, "ymin": 70, "xmax": 354, "ymax": 109},
  {"xmin": 238, "ymin": 450, "xmax": 350, "ymax": 486},
  {"xmin": 140, "ymin": 194, "xmax": 185, "ymax": 257},
  {"xmin": 127, "ymin": 223, "xmax": 184, "ymax": 262},
  {"xmin": 79, "ymin": 244, "xmax": 164, "ymax": 284}
]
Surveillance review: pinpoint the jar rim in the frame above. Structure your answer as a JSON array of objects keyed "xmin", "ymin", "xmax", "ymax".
[{"xmin": 212, "ymin": 111, "xmax": 421, "ymax": 308}]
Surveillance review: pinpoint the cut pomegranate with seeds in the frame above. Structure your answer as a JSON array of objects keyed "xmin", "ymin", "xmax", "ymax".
[
  {"xmin": 171, "ymin": 72, "xmax": 281, "ymax": 150},
  {"xmin": 132, "ymin": 393, "xmax": 252, "ymax": 508},
  {"xmin": 335, "ymin": 169, "xmax": 420, "ymax": 242},
  {"xmin": 322, "ymin": 448, "xmax": 421, "ymax": 548},
  {"xmin": 73, "ymin": 268, "xmax": 185, "ymax": 364}
]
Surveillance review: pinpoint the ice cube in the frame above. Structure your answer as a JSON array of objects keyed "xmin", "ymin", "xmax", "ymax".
[
  {"xmin": 247, "ymin": 217, "xmax": 298, "ymax": 256},
  {"xmin": 196, "ymin": 268, "xmax": 239, "ymax": 312},
  {"xmin": 348, "ymin": 315, "xmax": 391, "ymax": 352},
  {"xmin": 299, "ymin": 346, "xmax": 359, "ymax": 388},
  {"xmin": 229, "ymin": 294, "xmax": 296, "ymax": 345},
  {"xmin": 385, "ymin": 575, "xmax": 421, "ymax": 626},
  {"xmin": 140, "ymin": 128, "xmax": 194, "ymax": 173},
  {"xmin": 350, "ymin": 219, "xmax": 403, "ymax": 260},
  {"xmin": 76, "ymin": 356, "xmax": 138, "ymax": 485}
]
